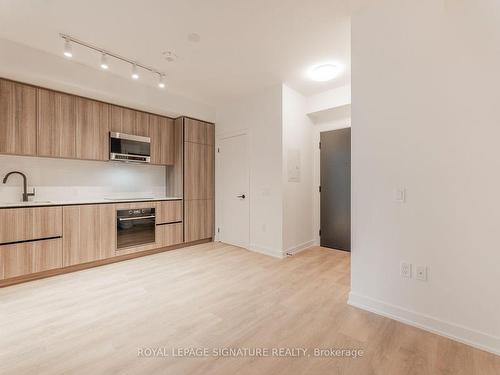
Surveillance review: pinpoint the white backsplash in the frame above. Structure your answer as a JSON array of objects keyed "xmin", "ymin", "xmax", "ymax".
[{"xmin": 0, "ymin": 155, "xmax": 167, "ymax": 203}]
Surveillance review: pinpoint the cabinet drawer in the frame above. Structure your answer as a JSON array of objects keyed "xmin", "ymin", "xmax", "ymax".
[
  {"xmin": 157, "ymin": 223, "xmax": 183, "ymax": 247},
  {"xmin": 0, "ymin": 207, "xmax": 62, "ymax": 244},
  {"xmin": 0, "ymin": 238, "xmax": 62, "ymax": 280},
  {"xmin": 156, "ymin": 201, "xmax": 183, "ymax": 224}
]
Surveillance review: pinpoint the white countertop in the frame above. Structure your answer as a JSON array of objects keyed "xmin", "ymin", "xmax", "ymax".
[{"xmin": 0, "ymin": 197, "xmax": 182, "ymax": 208}]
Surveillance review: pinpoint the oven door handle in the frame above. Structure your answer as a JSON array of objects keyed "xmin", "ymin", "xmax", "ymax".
[{"xmin": 118, "ymin": 215, "xmax": 156, "ymax": 222}]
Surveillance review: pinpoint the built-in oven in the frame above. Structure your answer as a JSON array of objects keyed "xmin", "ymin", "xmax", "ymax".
[
  {"xmin": 110, "ymin": 132, "xmax": 151, "ymax": 163},
  {"xmin": 116, "ymin": 207, "xmax": 156, "ymax": 249}
]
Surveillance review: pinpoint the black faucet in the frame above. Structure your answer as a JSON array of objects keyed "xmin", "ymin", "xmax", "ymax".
[{"xmin": 2, "ymin": 171, "xmax": 35, "ymax": 202}]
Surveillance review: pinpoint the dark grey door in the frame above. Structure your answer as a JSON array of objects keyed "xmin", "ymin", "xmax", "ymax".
[{"xmin": 320, "ymin": 128, "xmax": 351, "ymax": 251}]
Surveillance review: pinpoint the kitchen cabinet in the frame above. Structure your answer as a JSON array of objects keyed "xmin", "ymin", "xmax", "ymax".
[
  {"xmin": 0, "ymin": 79, "xmax": 37, "ymax": 156},
  {"xmin": 157, "ymin": 223, "xmax": 183, "ymax": 247},
  {"xmin": 184, "ymin": 199, "xmax": 213, "ymax": 242},
  {"xmin": 110, "ymin": 106, "xmax": 149, "ymax": 137},
  {"xmin": 62, "ymin": 204, "xmax": 116, "ymax": 266},
  {"xmin": 156, "ymin": 200, "xmax": 183, "ymax": 224},
  {"xmin": 183, "ymin": 117, "xmax": 215, "ymax": 242},
  {"xmin": 184, "ymin": 118, "xmax": 214, "ymax": 145},
  {"xmin": 0, "ymin": 207, "xmax": 62, "ymax": 244},
  {"xmin": 150, "ymin": 114, "xmax": 174, "ymax": 165},
  {"xmin": 0, "ymin": 238, "xmax": 62, "ymax": 280},
  {"xmin": 37, "ymin": 89, "xmax": 77, "ymax": 158},
  {"xmin": 76, "ymin": 98, "xmax": 110, "ymax": 161}
]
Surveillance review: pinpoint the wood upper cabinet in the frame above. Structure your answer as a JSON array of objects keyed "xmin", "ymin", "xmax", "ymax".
[
  {"xmin": 76, "ymin": 98, "xmax": 110, "ymax": 161},
  {"xmin": 0, "ymin": 79, "xmax": 37, "ymax": 156},
  {"xmin": 184, "ymin": 118, "xmax": 214, "ymax": 145},
  {"xmin": 37, "ymin": 89, "xmax": 77, "ymax": 158},
  {"xmin": 0, "ymin": 207, "xmax": 62, "ymax": 244},
  {"xmin": 150, "ymin": 114, "xmax": 174, "ymax": 165},
  {"xmin": 110, "ymin": 106, "xmax": 149, "ymax": 137},
  {"xmin": 62, "ymin": 204, "xmax": 116, "ymax": 266},
  {"xmin": 0, "ymin": 238, "xmax": 62, "ymax": 280}
]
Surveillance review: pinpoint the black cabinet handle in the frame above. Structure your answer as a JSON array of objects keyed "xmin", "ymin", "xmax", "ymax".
[{"xmin": 236, "ymin": 194, "xmax": 246, "ymax": 199}]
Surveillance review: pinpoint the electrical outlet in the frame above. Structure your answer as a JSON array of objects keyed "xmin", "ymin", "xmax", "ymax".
[
  {"xmin": 416, "ymin": 266, "xmax": 428, "ymax": 281},
  {"xmin": 401, "ymin": 262, "xmax": 412, "ymax": 279}
]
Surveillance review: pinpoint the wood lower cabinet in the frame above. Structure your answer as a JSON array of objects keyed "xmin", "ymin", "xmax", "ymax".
[
  {"xmin": 62, "ymin": 204, "xmax": 116, "ymax": 266},
  {"xmin": 0, "ymin": 79, "xmax": 37, "ymax": 156},
  {"xmin": 0, "ymin": 238, "xmax": 62, "ymax": 280},
  {"xmin": 0, "ymin": 207, "xmax": 62, "ymax": 244},
  {"xmin": 76, "ymin": 98, "xmax": 110, "ymax": 161},
  {"xmin": 37, "ymin": 89, "xmax": 77, "ymax": 158},
  {"xmin": 157, "ymin": 223, "xmax": 183, "ymax": 247},
  {"xmin": 156, "ymin": 200, "xmax": 183, "ymax": 224},
  {"xmin": 150, "ymin": 114, "xmax": 174, "ymax": 165},
  {"xmin": 184, "ymin": 199, "xmax": 213, "ymax": 242}
]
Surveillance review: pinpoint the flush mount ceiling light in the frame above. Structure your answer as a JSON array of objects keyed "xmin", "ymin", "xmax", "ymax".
[
  {"xmin": 309, "ymin": 63, "xmax": 340, "ymax": 82},
  {"xmin": 60, "ymin": 33, "xmax": 167, "ymax": 89},
  {"xmin": 100, "ymin": 53, "xmax": 109, "ymax": 70},
  {"xmin": 63, "ymin": 37, "xmax": 73, "ymax": 58}
]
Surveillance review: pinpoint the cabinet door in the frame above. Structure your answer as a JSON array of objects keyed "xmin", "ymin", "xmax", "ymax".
[
  {"xmin": 184, "ymin": 199, "xmax": 213, "ymax": 242},
  {"xmin": 1, "ymin": 238, "xmax": 62, "ymax": 280},
  {"xmin": 157, "ymin": 223, "xmax": 183, "ymax": 247},
  {"xmin": 0, "ymin": 207, "xmax": 62, "ymax": 244},
  {"xmin": 37, "ymin": 89, "xmax": 77, "ymax": 158},
  {"xmin": 134, "ymin": 111, "xmax": 150, "ymax": 137},
  {"xmin": 184, "ymin": 118, "xmax": 207, "ymax": 144},
  {"xmin": 184, "ymin": 142, "xmax": 205, "ymax": 200},
  {"xmin": 76, "ymin": 98, "xmax": 110, "ymax": 161},
  {"xmin": 110, "ymin": 106, "xmax": 149, "ymax": 137},
  {"xmin": 62, "ymin": 204, "xmax": 116, "ymax": 266},
  {"xmin": 156, "ymin": 200, "xmax": 183, "ymax": 224},
  {"xmin": 150, "ymin": 114, "xmax": 174, "ymax": 165},
  {"xmin": 0, "ymin": 79, "xmax": 37, "ymax": 156}
]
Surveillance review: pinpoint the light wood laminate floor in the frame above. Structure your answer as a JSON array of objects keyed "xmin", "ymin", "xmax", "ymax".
[{"xmin": 0, "ymin": 242, "xmax": 498, "ymax": 375}]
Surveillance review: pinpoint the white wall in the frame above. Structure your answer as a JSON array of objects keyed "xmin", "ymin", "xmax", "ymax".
[
  {"xmin": 282, "ymin": 85, "xmax": 314, "ymax": 253},
  {"xmin": 350, "ymin": 0, "xmax": 500, "ymax": 354},
  {"xmin": 307, "ymin": 84, "xmax": 351, "ymax": 115},
  {"xmin": 216, "ymin": 85, "xmax": 284, "ymax": 257},
  {"xmin": 0, "ymin": 37, "xmax": 215, "ymax": 122},
  {"xmin": 0, "ymin": 155, "xmax": 166, "ymax": 202}
]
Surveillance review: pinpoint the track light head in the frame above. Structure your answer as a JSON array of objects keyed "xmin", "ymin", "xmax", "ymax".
[
  {"xmin": 158, "ymin": 74, "xmax": 166, "ymax": 88},
  {"xmin": 131, "ymin": 64, "xmax": 139, "ymax": 80},
  {"xmin": 63, "ymin": 38, "xmax": 73, "ymax": 58},
  {"xmin": 100, "ymin": 53, "xmax": 109, "ymax": 70}
]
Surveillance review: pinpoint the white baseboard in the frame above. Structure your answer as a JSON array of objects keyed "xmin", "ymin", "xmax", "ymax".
[
  {"xmin": 284, "ymin": 240, "xmax": 315, "ymax": 256},
  {"xmin": 248, "ymin": 244, "xmax": 284, "ymax": 259},
  {"xmin": 348, "ymin": 292, "xmax": 500, "ymax": 356}
]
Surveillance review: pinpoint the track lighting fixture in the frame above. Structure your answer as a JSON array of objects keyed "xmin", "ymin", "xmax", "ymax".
[
  {"xmin": 100, "ymin": 53, "xmax": 109, "ymax": 70},
  {"xmin": 63, "ymin": 38, "xmax": 73, "ymax": 58},
  {"xmin": 131, "ymin": 64, "xmax": 139, "ymax": 80},
  {"xmin": 158, "ymin": 74, "xmax": 166, "ymax": 88},
  {"xmin": 60, "ymin": 34, "xmax": 167, "ymax": 89}
]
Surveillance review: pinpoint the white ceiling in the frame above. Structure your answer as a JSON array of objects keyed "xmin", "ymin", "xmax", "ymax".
[{"xmin": 0, "ymin": 0, "xmax": 351, "ymax": 104}]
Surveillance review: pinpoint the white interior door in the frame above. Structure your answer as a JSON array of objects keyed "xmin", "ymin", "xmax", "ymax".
[{"xmin": 219, "ymin": 133, "xmax": 249, "ymax": 248}]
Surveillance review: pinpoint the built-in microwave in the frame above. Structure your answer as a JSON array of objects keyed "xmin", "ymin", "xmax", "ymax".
[{"xmin": 110, "ymin": 132, "xmax": 151, "ymax": 163}]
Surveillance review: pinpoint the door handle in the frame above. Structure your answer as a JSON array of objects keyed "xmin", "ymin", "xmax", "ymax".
[{"xmin": 236, "ymin": 194, "xmax": 246, "ymax": 199}]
